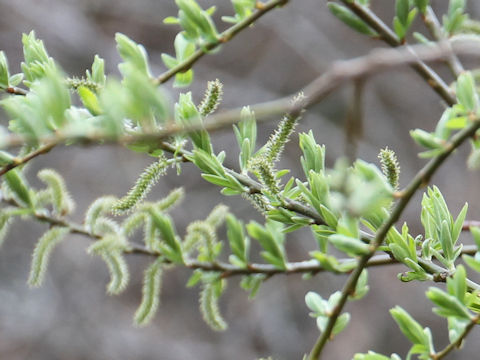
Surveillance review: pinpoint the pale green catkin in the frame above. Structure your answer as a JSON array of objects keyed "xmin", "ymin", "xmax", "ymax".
[
  {"xmin": 28, "ymin": 226, "xmax": 70, "ymax": 287},
  {"xmin": 134, "ymin": 258, "xmax": 163, "ymax": 326},
  {"xmin": 198, "ymin": 79, "xmax": 223, "ymax": 117},
  {"xmin": 378, "ymin": 147, "xmax": 400, "ymax": 190},
  {"xmin": 112, "ymin": 156, "xmax": 168, "ymax": 215},
  {"xmin": 263, "ymin": 92, "xmax": 305, "ymax": 164},
  {"xmin": 199, "ymin": 283, "xmax": 227, "ymax": 331}
]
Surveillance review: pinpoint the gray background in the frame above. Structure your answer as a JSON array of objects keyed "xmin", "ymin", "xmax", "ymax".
[{"xmin": 1, "ymin": 1, "xmax": 480, "ymax": 359}]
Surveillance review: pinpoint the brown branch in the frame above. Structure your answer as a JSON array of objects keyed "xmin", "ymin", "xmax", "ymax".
[
  {"xmin": 154, "ymin": 0, "xmax": 289, "ymax": 85},
  {"xmin": 307, "ymin": 118, "xmax": 480, "ymax": 360},
  {"xmin": 0, "ymin": 142, "xmax": 56, "ymax": 177},
  {"xmin": 339, "ymin": 0, "xmax": 456, "ymax": 106}
]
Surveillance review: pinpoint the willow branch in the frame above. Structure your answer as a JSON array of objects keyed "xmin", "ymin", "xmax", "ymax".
[
  {"xmin": 0, "ymin": 142, "xmax": 56, "ymax": 176},
  {"xmin": 339, "ymin": 0, "xmax": 456, "ymax": 106},
  {"xmin": 154, "ymin": 0, "xmax": 289, "ymax": 85},
  {"xmin": 431, "ymin": 314, "xmax": 480, "ymax": 360},
  {"xmin": 423, "ymin": 6, "xmax": 464, "ymax": 77},
  {"xmin": 2, "ymin": 39, "xmax": 480, "ymax": 155},
  {"xmin": 307, "ymin": 118, "xmax": 480, "ymax": 360}
]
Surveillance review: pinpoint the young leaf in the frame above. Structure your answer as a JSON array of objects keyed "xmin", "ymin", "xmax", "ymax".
[
  {"xmin": 328, "ymin": 3, "xmax": 378, "ymax": 36},
  {"xmin": 390, "ymin": 306, "xmax": 429, "ymax": 346},
  {"xmin": 115, "ymin": 33, "xmax": 150, "ymax": 76},
  {"xmin": 4, "ymin": 169, "xmax": 34, "ymax": 208},
  {"xmin": 456, "ymin": 72, "xmax": 479, "ymax": 113},
  {"xmin": 0, "ymin": 51, "xmax": 9, "ymax": 89}
]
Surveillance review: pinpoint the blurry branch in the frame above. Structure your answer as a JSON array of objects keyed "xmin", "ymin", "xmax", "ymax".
[
  {"xmin": 462, "ymin": 220, "xmax": 480, "ymax": 231},
  {"xmin": 2, "ymin": 39, "xmax": 480, "ymax": 161},
  {"xmin": 157, "ymin": 141, "xmax": 327, "ymax": 225},
  {"xmin": 344, "ymin": 78, "xmax": 365, "ymax": 162},
  {"xmin": 154, "ymin": 0, "xmax": 289, "ymax": 85},
  {"xmin": 5, "ymin": 86, "xmax": 27, "ymax": 96},
  {"xmin": 308, "ymin": 118, "xmax": 480, "ymax": 360},
  {"xmin": 5, "ymin": 193, "xmax": 480, "ymax": 281},
  {"xmin": 339, "ymin": 0, "xmax": 456, "ymax": 106},
  {"xmin": 422, "ymin": 6, "xmax": 465, "ymax": 77}
]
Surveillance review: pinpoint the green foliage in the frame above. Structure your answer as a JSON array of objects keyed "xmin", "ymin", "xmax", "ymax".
[
  {"xmin": 393, "ymin": 0, "xmax": 418, "ymax": 40},
  {"xmin": 222, "ymin": 0, "xmax": 256, "ymax": 24},
  {"xmin": 327, "ymin": 3, "xmax": 378, "ymax": 37},
  {"xmin": 161, "ymin": 33, "xmax": 196, "ymax": 87},
  {"xmin": 305, "ymin": 291, "xmax": 351, "ymax": 337},
  {"xmin": 233, "ymin": 106, "xmax": 257, "ymax": 172},
  {"xmin": 0, "ymin": 51, "xmax": 10, "ymax": 89},
  {"xmin": 3, "ymin": 2, "xmax": 480, "ymax": 359}
]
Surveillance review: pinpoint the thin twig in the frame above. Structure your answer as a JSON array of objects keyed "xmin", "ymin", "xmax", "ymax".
[
  {"xmin": 2, "ymin": 40, "xmax": 480, "ymax": 154},
  {"xmin": 0, "ymin": 142, "xmax": 56, "ymax": 176},
  {"xmin": 307, "ymin": 118, "xmax": 480, "ymax": 360},
  {"xmin": 339, "ymin": 0, "xmax": 456, "ymax": 106},
  {"xmin": 431, "ymin": 314, "xmax": 480, "ymax": 360},
  {"xmin": 422, "ymin": 6, "xmax": 465, "ymax": 78},
  {"xmin": 154, "ymin": 0, "xmax": 289, "ymax": 85}
]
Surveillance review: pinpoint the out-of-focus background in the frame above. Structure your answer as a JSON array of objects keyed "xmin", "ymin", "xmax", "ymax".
[{"xmin": 1, "ymin": 1, "xmax": 480, "ymax": 359}]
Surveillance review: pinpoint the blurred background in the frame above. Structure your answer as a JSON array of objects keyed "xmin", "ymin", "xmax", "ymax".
[{"xmin": 1, "ymin": 1, "xmax": 480, "ymax": 359}]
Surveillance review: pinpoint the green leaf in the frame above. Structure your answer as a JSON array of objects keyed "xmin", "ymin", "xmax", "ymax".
[
  {"xmin": 175, "ymin": 92, "xmax": 212, "ymax": 153},
  {"xmin": 414, "ymin": 0, "xmax": 429, "ymax": 14},
  {"xmin": 299, "ymin": 131, "xmax": 325, "ymax": 177},
  {"xmin": 4, "ymin": 169, "xmax": 34, "ymax": 207},
  {"xmin": 327, "ymin": 3, "xmax": 378, "ymax": 36},
  {"xmin": 447, "ymin": 265, "xmax": 467, "ymax": 303},
  {"xmin": 426, "ymin": 287, "xmax": 473, "ymax": 319},
  {"xmin": 456, "ymin": 72, "xmax": 478, "ymax": 112},
  {"xmin": 247, "ymin": 221, "xmax": 287, "ymax": 269},
  {"xmin": 226, "ymin": 214, "xmax": 249, "ymax": 266},
  {"xmin": 0, "ymin": 51, "xmax": 9, "ymax": 89},
  {"xmin": 148, "ymin": 210, "xmax": 183, "ymax": 263},
  {"xmin": 87, "ymin": 55, "xmax": 106, "ymax": 86},
  {"xmin": 390, "ymin": 306, "xmax": 429, "ymax": 346},
  {"xmin": 115, "ymin": 33, "xmax": 150, "ymax": 76},
  {"xmin": 329, "ymin": 234, "xmax": 371, "ymax": 256},
  {"xmin": 78, "ymin": 86, "xmax": 101, "ymax": 115},
  {"xmin": 410, "ymin": 129, "xmax": 444, "ymax": 150}
]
